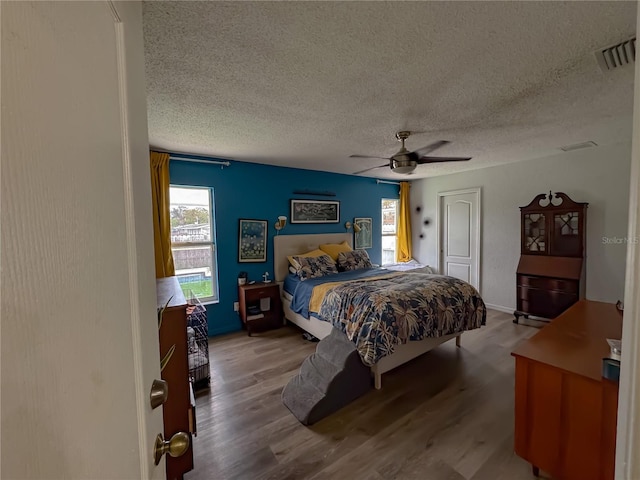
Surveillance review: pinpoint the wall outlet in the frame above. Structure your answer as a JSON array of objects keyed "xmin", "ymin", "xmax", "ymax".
[{"xmin": 233, "ymin": 302, "xmax": 239, "ymax": 312}]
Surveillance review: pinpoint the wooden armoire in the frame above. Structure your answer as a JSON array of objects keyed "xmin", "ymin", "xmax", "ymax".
[{"xmin": 514, "ymin": 192, "xmax": 588, "ymax": 323}]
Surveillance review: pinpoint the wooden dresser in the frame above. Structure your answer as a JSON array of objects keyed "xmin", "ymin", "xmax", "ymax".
[
  {"xmin": 157, "ymin": 277, "xmax": 194, "ymax": 480},
  {"xmin": 511, "ymin": 300, "xmax": 621, "ymax": 479},
  {"xmin": 514, "ymin": 192, "xmax": 588, "ymax": 323}
]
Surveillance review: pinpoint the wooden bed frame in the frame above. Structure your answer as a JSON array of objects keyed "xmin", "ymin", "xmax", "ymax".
[{"xmin": 274, "ymin": 233, "xmax": 461, "ymax": 389}]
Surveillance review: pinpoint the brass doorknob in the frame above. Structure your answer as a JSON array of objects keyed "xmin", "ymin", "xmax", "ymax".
[{"xmin": 154, "ymin": 432, "xmax": 190, "ymax": 465}]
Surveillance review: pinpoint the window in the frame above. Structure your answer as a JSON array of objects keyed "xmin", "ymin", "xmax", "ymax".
[
  {"xmin": 170, "ymin": 186, "xmax": 218, "ymax": 303},
  {"xmin": 381, "ymin": 198, "xmax": 399, "ymax": 265}
]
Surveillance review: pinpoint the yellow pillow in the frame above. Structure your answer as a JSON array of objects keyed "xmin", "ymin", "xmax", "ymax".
[
  {"xmin": 319, "ymin": 241, "xmax": 352, "ymax": 261},
  {"xmin": 287, "ymin": 249, "xmax": 329, "ymax": 270}
]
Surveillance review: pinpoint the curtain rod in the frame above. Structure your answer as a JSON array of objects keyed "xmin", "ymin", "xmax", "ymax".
[
  {"xmin": 376, "ymin": 179, "xmax": 401, "ymax": 186},
  {"xmin": 169, "ymin": 155, "xmax": 230, "ymax": 168}
]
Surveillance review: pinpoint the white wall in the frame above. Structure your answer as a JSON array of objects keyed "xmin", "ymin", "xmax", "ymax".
[{"xmin": 412, "ymin": 142, "xmax": 632, "ymax": 310}]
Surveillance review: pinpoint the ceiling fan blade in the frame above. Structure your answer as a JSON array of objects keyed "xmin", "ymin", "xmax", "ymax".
[
  {"xmin": 353, "ymin": 164, "xmax": 389, "ymax": 175},
  {"xmin": 411, "ymin": 140, "xmax": 450, "ymax": 158},
  {"xmin": 417, "ymin": 156, "xmax": 472, "ymax": 164},
  {"xmin": 349, "ymin": 154, "xmax": 391, "ymax": 160}
]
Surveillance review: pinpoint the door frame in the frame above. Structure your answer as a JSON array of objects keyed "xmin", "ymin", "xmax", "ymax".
[
  {"xmin": 436, "ymin": 187, "xmax": 482, "ymax": 293},
  {"xmin": 112, "ymin": 8, "xmax": 159, "ymax": 478},
  {"xmin": 616, "ymin": 6, "xmax": 640, "ymax": 477}
]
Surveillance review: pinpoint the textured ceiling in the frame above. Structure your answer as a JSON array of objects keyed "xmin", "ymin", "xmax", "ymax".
[{"xmin": 143, "ymin": 1, "xmax": 637, "ymax": 179}]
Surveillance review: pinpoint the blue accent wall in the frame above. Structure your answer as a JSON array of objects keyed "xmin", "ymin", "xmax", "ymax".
[{"xmin": 169, "ymin": 153, "xmax": 399, "ymax": 336}]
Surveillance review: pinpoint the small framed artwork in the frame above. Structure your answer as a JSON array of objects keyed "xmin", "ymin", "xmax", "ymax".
[
  {"xmin": 238, "ymin": 219, "xmax": 268, "ymax": 262},
  {"xmin": 290, "ymin": 199, "xmax": 340, "ymax": 224},
  {"xmin": 354, "ymin": 217, "xmax": 372, "ymax": 249}
]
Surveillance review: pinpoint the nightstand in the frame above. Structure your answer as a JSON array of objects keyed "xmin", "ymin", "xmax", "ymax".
[{"xmin": 238, "ymin": 283, "xmax": 283, "ymax": 336}]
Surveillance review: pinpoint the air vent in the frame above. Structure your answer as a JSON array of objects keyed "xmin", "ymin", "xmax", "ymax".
[
  {"xmin": 559, "ymin": 141, "xmax": 598, "ymax": 152},
  {"xmin": 595, "ymin": 37, "xmax": 635, "ymax": 72}
]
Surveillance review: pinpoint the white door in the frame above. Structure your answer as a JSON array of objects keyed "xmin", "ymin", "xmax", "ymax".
[
  {"xmin": 1, "ymin": 2, "xmax": 164, "ymax": 479},
  {"xmin": 438, "ymin": 188, "xmax": 481, "ymax": 291}
]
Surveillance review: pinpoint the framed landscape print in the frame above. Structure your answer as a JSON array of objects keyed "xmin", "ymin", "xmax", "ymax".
[
  {"xmin": 354, "ymin": 217, "xmax": 372, "ymax": 249},
  {"xmin": 238, "ymin": 219, "xmax": 267, "ymax": 262},
  {"xmin": 290, "ymin": 199, "xmax": 340, "ymax": 223}
]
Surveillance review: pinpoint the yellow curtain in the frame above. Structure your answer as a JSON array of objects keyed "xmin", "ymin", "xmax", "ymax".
[
  {"xmin": 397, "ymin": 181, "xmax": 412, "ymax": 262},
  {"xmin": 150, "ymin": 151, "xmax": 175, "ymax": 278}
]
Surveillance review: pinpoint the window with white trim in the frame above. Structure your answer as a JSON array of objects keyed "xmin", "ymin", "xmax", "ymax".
[
  {"xmin": 381, "ymin": 198, "xmax": 399, "ymax": 265},
  {"xmin": 170, "ymin": 186, "xmax": 218, "ymax": 303}
]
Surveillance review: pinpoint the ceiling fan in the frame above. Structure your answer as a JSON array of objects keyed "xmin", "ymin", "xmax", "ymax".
[{"xmin": 351, "ymin": 131, "xmax": 472, "ymax": 175}]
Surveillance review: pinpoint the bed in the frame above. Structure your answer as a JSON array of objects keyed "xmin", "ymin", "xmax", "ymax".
[{"xmin": 274, "ymin": 233, "xmax": 486, "ymax": 388}]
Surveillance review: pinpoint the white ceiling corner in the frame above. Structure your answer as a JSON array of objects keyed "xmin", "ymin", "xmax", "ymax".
[{"xmin": 143, "ymin": 1, "xmax": 637, "ymax": 180}]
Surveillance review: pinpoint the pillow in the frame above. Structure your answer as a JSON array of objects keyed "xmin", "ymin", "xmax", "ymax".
[
  {"xmin": 337, "ymin": 250, "xmax": 373, "ymax": 271},
  {"xmin": 291, "ymin": 254, "xmax": 338, "ymax": 280},
  {"xmin": 319, "ymin": 241, "xmax": 352, "ymax": 261},
  {"xmin": 287, "ymin": 248, "xmax": 330, "ymax": 270}
]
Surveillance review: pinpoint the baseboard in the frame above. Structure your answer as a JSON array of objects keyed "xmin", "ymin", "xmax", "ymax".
[{"xmin": 484, "ymin": 303, "xmax": 515, "ymax": 314}]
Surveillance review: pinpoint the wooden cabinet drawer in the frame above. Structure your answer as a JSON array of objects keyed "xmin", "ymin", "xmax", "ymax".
[
  {"xmin": 518, "ymin": 286, "xmax": 578, "ymax": 318},
  {"xmin": 517, "ymin": 275, "xmax": 578, "ymax": 294},
  {"xmin": 246, "ymin": 288, "xmax": 271, "ymax": 299}
]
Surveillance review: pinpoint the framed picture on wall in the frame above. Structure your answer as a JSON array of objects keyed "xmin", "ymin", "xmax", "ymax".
[
  {"xmin": 238, "ymin": 219, "xmax": 267, "ymax": 262},
  {"xmin": 354, "ymin": 217, "xmax": 372, "ymax": 249},
  {"xmin": 290, "ymin": 199, "xmax": 340, "ymax": 223}
]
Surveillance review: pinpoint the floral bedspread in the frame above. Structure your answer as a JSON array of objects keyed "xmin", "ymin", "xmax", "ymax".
[{"xmin": 316, "ymin": 270, "xmax": 486, "ymax": 366}]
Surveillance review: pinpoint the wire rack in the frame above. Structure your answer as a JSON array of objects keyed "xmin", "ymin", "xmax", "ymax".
[{"xmin": 186, "ymin": 293, "xmax": 210, "ymax": 390}]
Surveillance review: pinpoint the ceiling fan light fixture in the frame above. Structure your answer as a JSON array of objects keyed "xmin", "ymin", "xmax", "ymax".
[{"xmin": 391, "ymin": 157, "xmax": 417, "ymax": 174}]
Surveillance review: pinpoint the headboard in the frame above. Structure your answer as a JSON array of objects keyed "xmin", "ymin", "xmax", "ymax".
[{"xmin": 273, "ymin": 233, "xmax": 352, "ymax": 282}]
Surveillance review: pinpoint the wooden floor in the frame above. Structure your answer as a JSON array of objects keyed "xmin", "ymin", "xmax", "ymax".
[{"xmin": 186, "ymin": 310, "xmax": 547, "ymax": 480}]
